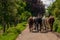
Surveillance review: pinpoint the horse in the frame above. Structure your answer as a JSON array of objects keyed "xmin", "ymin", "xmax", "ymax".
[
  {"xmin": 33, "ymin": 17, "xmax": 37, "ymax": 30},
  {"xmin": 28, "ymin": 16, "xmax": 34, "ymax": 32},
  {"xmin": 33, "ymin": 16, "xmax": 42, "ymax": 32},
  {"xmin": 42, "ymin": 16, "xmax": 46, "ymax": 30},
  {"xmin": 33, "ymin": 17, "xmax": 39, "ymax": 31},
  {"xmin": 48, "ymin": 16, "xmax": 55, "ymax": 31},
  {"xmin": 37, "ymin": 17, "xmax": 42, "ymax": 31}
]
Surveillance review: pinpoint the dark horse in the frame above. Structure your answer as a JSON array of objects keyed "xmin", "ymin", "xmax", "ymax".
[{"xmin": 34, "ymin": 17, "xmax": 42, "ymax": 32}]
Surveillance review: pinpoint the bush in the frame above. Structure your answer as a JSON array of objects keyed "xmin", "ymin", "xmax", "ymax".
[{"xmin": 53, "ymin": 19, "xmax": 60, "ymax": 33}]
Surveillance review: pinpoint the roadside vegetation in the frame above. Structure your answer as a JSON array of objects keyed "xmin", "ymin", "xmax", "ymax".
[
  {"xmin": 47, "ymin": 0, "xmax": 60, "ymax": 33},
  {"xmin": 0, "ymin": 22, "xmax": 27, "ymax": 40}
]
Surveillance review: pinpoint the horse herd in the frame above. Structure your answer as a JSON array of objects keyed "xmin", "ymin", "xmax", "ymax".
[{"xmin": 28, "ymin": 15, "xmax": 55, "ymax": 32}]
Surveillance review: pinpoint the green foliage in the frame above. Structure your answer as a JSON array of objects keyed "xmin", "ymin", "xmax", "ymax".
[
  {"xmin": 16, "ymin": 0, "xmax": 32, "ymax": 22},
  {"xmin": 0, "ymin": 0, "xmax": 31, "ymax": 26},
  {"xmin": 16, "ymin": 22, "xmax": 26, "ymax": 32},
  {"xmin": 57, "ymin": 27, "xmax": 60, "ymax": 33},
  {"xmin": 0, "ymin": 33, "xmax": 18, "ymax": 40},
  {"xmin": 0, "ymin": 0, "xmax": 31, "ymax": 33},
  {"xmin": 7, "ymin": 22, "xmax": 27, "ymax": 34},
  {"xmin": 53, "ymin": 18, "xmax": 60, "ymax": 33},
  {"xmin": 7, "ymin": 27, "xmax": 21, "ymax": 34},
  {"xmin": 17, "ymin": 1, "xmax": 26, "ymax": 15},
  {"xmin": 53, "ymin": 19, "xmax": 58, "ymax": 32},
  {"xmin": 48, "ymin": 0, "xmax": 60, "ymax": 33},
  {"xmin": 0, "ymin": 25, "xmax": 2, "ymax": 30},
  {"xmin": 0, "ymin": 22, "xmax": 27, "ymax": 40},
  {"xmin": 20, "ymin": 11, "xmax": 31, "ymax": 21},
  {"xmin": 48, "ymin": 0, "xmax": 60, "ymax": 19},
  {"xmin": 0, "ymin": 0, "xmax": 30, "ymax": 40}
]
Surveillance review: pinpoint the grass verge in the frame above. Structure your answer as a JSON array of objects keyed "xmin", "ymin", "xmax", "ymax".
[{"xmin": 0, "ymin": 22, "xmax": 27, "ymax": 40}]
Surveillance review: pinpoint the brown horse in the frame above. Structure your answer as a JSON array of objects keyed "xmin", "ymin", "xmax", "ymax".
[
  {"xmin": 28, "ymin": 16, "xmax": 34, "ymax": 32},
  {"xmin": 48, "ymin": 16, "xmax": 55, "ymax": 31}
]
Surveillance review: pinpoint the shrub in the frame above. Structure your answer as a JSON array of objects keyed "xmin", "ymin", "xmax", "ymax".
[{"xmin": 53, "ymin": 19, "xmax": 60, "ymax": 33}]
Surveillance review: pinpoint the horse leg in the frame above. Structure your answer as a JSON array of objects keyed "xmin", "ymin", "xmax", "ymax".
[
  {"xmin": 36, "ymin": 23, "xmax": 39, "ymax": 31},
  {"xmin": 29, "ymin": 25, "xmax": 31, "ymax": 32},
  {"xmin": 44, "ymin": 21, "xmax": 46, "ymax": 30},
  {"xmin": 31, "ymin": 25, "xmax": 33, "ymax": 31},
  {"xmin": 40, "ymin": 23, "xmax": 42, "ymax": 31},
  {"xmin": 50, "ymin": 24, "xmax": 53, "ymax": 31},
  {"xmin": 34, "ymin": 23, "xmax": 36, "ymax": 30}
]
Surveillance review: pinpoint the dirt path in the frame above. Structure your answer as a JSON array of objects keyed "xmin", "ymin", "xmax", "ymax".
[{"xmin": 16, "ymin": 25, "xmax": 60, "ymax": 40}]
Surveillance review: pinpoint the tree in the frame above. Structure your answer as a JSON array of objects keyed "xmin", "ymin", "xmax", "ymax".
[
  {"xmin": 0, "ymin": 0, "xmax": 32, "ymax": 33},
  {"xmin": 48, "ymin": 0, "xmax": 60, "ymax": 20},
  {"xmin": 0, "ymin": 0, "xmax": 18, "ymax": 32},
  {"xmin": 25, "ymin": 0, "xmax": 45, "ymax": 16}
]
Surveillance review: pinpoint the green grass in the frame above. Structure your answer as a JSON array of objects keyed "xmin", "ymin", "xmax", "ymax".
[
  {"xmin": 0, "ymin": 33, "xmax": 18, "ymax": 40},
  {"xmin": 17, "ymin": 22, "xmax": 27, "ymax": 31},
  {"xmin": 0, "ymin": 22, "xmax": 27, "ymax": 40}
]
